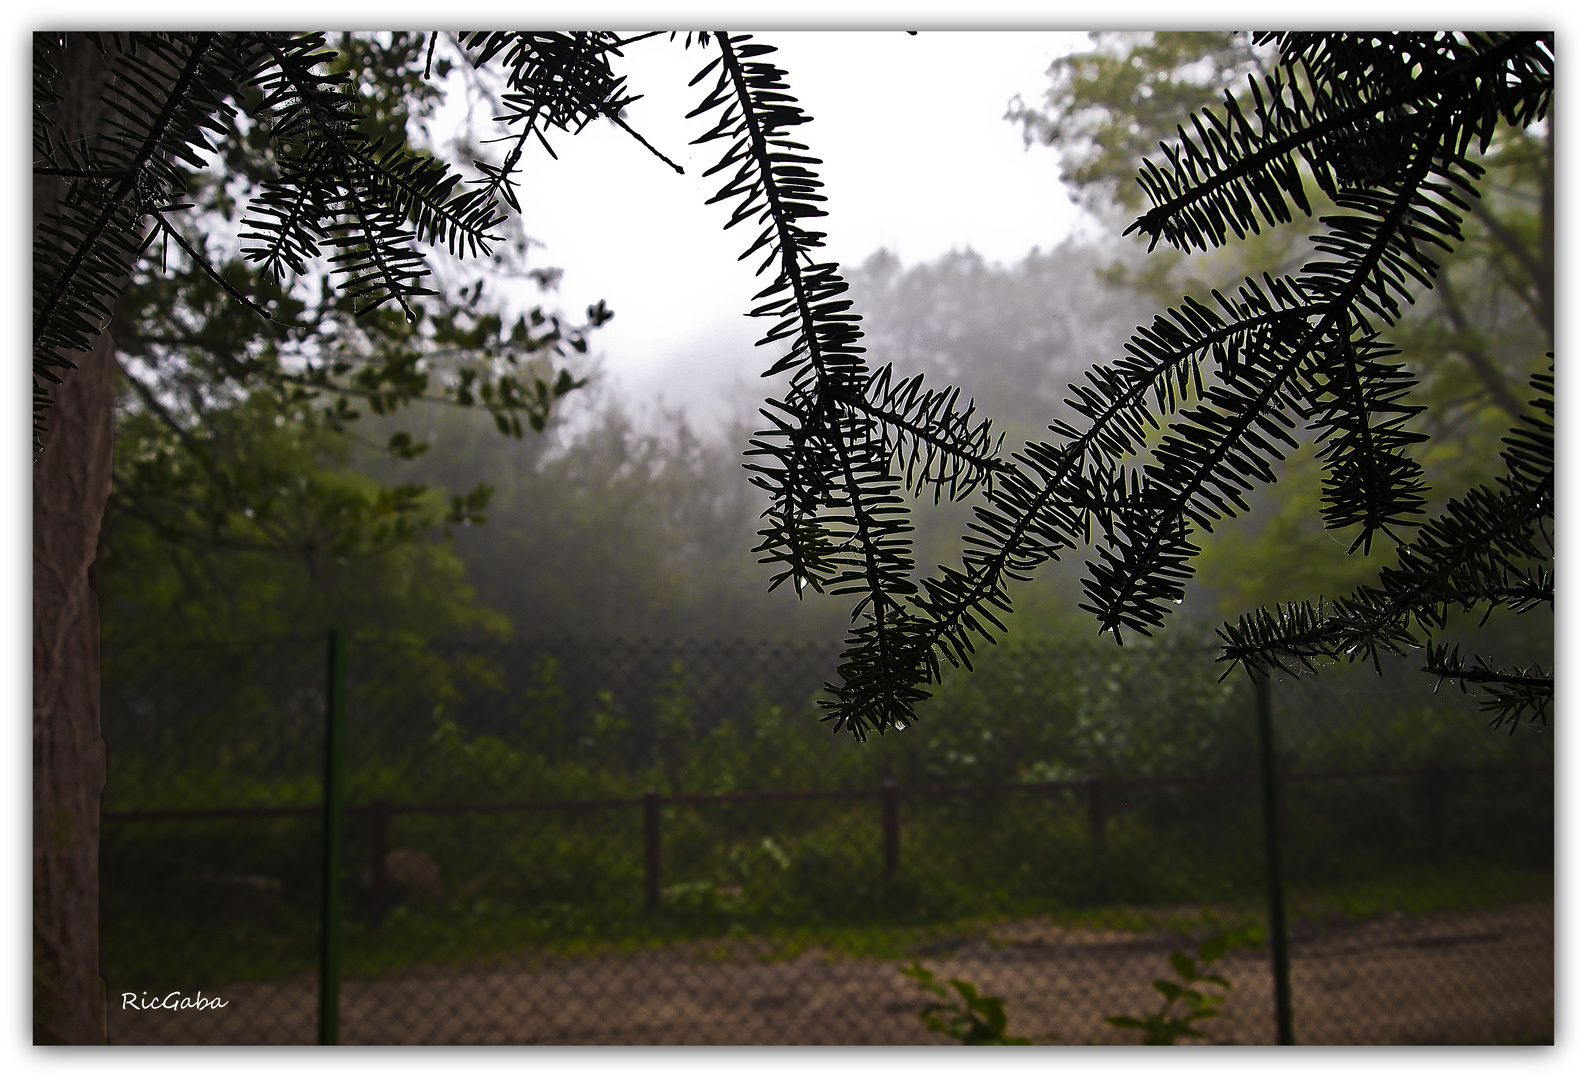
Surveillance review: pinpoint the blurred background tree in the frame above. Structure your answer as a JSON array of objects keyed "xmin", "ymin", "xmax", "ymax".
[{"xmin": 98, "ymin": 33, "xmax": 598, "ymax": 655}]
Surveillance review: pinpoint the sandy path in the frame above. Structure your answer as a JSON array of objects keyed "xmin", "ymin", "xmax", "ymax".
[{"xmin": 109, "ymin": 902, "xmax": 1552, "ymax": 1045}]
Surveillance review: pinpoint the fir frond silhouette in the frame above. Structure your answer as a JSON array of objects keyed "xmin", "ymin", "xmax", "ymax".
[
  {"xmin": 687, "ymin": 33, "xmax": 1005, "ymax": 734},
  {"xmin": 750, "ymin": 31, "xmax": 1553, "ymax": 737}
]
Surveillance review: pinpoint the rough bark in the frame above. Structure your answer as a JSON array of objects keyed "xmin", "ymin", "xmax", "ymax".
[
  {"xmin": 33, "ymin": 333, "xmax": 116, "ymax": 1046},
  {"xmin": 33, "ymin": 33, "xmax": 119, "ymax": 1046}
]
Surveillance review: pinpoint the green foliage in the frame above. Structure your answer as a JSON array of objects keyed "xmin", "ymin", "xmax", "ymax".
[
  {"xmin": 1009, "ymin": 32, "xmax": 1270, "ymax": 217},
  {"xmin": 363, "ymin": 398, "xmax": 852, "ymax": 642},
  {"xmin": 101, "ymin": 631, "xmax": 1550, "ymax": 987},
  {"xmin": 1105, "ymin": 925, "xmax": 1264, "ymax": 1044},
  {"xmin": 113, "ymin": 194, "xmax": 594, "ymax": 561},
  {"xmin": 100, "ymin": 635, "xmax": 1550, "ymax": 982},
  {"xmin": 91, "ymin": 32, "xmax": 641, "ymax": 665},
  {"xmin": 81, "ymin": 33, "xmax": 610, "ymax": 696},
  {"xmin": 35, "ymin": 33, "xmax": 461, "ymax": 444},
  {"xmin": 902, "ymin": 964, "xmax": 1031, "ymax": 1044},
  {"xmin": 101, "ymin": 389, "xmax": 512, "ymax": 654},
  {"xmin": 910, "ymin": 638, "xmax": 1250, "ymax": 785},
  {"xmin": 36, "ymin": 31, "xmax": 635, "ymax": 465}
]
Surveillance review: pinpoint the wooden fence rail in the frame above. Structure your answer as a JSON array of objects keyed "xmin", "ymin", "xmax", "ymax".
[{"xmin": 105, "ymin": 762, "xmax": 1550, "ymax": 912}]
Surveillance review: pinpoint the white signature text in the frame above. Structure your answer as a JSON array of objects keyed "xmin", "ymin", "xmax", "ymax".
[{"xmin": 121, "ymin": 991, "xmax": 229, "ymax": 1011}]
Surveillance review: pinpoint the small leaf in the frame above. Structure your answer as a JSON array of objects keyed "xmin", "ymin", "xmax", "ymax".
[
  {"xmin": 982, "ymin": 998, "xmax": 1009, "ymax": 1036},
  {"xmin": 1198, "ymin": 933, "xmax": 1231, "ymax": 964},
  {"xmin": 1170, "ymin": 951, "xmax": 1197, "ymax": 980},
  {"xmin": 902, "ymin": 964, "xmax": 947, "ymax": 998}
]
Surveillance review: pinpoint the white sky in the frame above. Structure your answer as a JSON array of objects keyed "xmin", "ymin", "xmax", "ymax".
[{"xmin": 424, "ymin": 31, "xmax": 1092, "ymax": 426}]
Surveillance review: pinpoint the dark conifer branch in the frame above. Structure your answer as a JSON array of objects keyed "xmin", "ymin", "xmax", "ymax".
[
  {"xmin": 690, "ymin": 32, "xmax": 1033, "ymax": 735},
  {"xmin": 34, "ymin": 34, "xmax": 219, "ymax": 351},
  {"xmin": 1423, "ymin": 643, "xmax": 1552, "ymax": 734},
  {"xmin": 1128, "ymin": 32, "xmax": 1549, "ymax": 251},
  {"xmin": 822, "ymin": 288, "xmax": 1336, "ymax": 725},
  {"xmin": 700, "ymin": 34, "xmax": 911, "ymax": 717},
  {"xmin": 712, "ymin": 33, "xmax": 843, "ymax": 396},
  {"xmin": 1217, "ymin": 366, "xmax": 1552, "ymax": 708},
  {"xmin": 1083, "ymin": 119, "xmax": 1447, "ymax": 634},
  {"xmin": 154, "ymin": 216, "xmax": 283, "ymax": 325},
  {"xmin": 33, "ymin": 167, "xmax": 131, "ymax": 179},
  {"xmin": 33, "ymin": 29, "xmax": 1553, "ymax": 738},
  {"xmin": 793, "ymin": 32, "xmax": 1551, "ymax": 734}
]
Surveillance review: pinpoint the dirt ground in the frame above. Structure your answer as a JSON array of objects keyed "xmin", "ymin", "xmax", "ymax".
[{"xmin": 109, "ymin": 901, "xmax": 1552, "ymax": 1045}]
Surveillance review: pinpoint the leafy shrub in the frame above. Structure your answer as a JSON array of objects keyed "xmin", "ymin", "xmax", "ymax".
[
  {"xmin": 1105, "ymin": 926, "xmax": 1266, "ymax": 1044},
  {"xmin": 903, "ymin": 964, "xmax": 1031, "ymax": 1045}
]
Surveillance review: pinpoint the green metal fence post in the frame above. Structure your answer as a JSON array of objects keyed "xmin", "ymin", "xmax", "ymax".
[
  {"xmin": 318, "ymin": 628, "xmax": 348, "ymax": 1045},
  {"xmin": 1254, "ymin": 674, "xmax": 1295, "ymax": 1045}
]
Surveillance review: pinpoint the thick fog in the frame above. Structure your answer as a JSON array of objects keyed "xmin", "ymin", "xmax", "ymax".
[{"xmin": 413, "ymin": 31, "xmax": 1091, "ymax": 435}]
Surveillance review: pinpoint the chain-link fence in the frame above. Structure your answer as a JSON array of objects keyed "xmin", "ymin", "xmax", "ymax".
[{"xmin": 100, "ymin": 636, "xmax": 1553, "ymax": 1044}]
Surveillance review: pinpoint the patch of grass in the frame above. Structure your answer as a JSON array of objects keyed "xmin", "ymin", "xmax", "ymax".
[
  {"xmin": 102, "ymin": 859, "xmax": 1553, "ymax": 988},
  {"xmin": 102, "ymin": 913, "xmax": 321, "ymax": 987},
  {"xmin": 1288, "ymin": 861, "xmax": 1552, "ymax": 927},
  {"xmin": 1496, "ymin": 1019, "xmax": 1553, "ymax": 1045}
]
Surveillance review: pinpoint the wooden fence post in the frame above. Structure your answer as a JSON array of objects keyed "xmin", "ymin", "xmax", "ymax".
[
  {"xmin": 1087, "ymin": 777, "xmax": 1107, "ymax": 865},
  {"xmin": 369, "ymin": 798, "xmax": 390, "ymax": 923},
  {"xmin": 881, "ymin": 780, "xmax": 899, "ymax": 878},
  {"xmin": 643, "ymin": 790, "xmax": 661, "ymax": 912}
]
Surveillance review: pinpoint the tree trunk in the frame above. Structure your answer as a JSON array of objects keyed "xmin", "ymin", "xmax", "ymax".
[
  {"xmin": 33, "ymin": 333, "xmax": 116, "ymax": 1046},
  {"xmin": 33, "ymin": 33, "xmax": 119, "ymax": 1046}
]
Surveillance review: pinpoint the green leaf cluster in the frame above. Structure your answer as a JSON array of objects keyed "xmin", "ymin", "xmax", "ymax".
[
  {"xmin": 902, "ymin": 963, "xmax": 1032, "ymax": 1044},
  {"xmin": 1105, "ymin": 924, "xmax": 1264, "ymax": 1044},
  {"xmin": 1010, "ymin": 32, "xmax": 1271, "ymax": 217},
  {"xmin": 101, "ymin": 408, "xmax": 511, "ymax": 654},
  {"xmin": 89, "ymin": 32, "xmax": 625, "ymax": 652}
]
